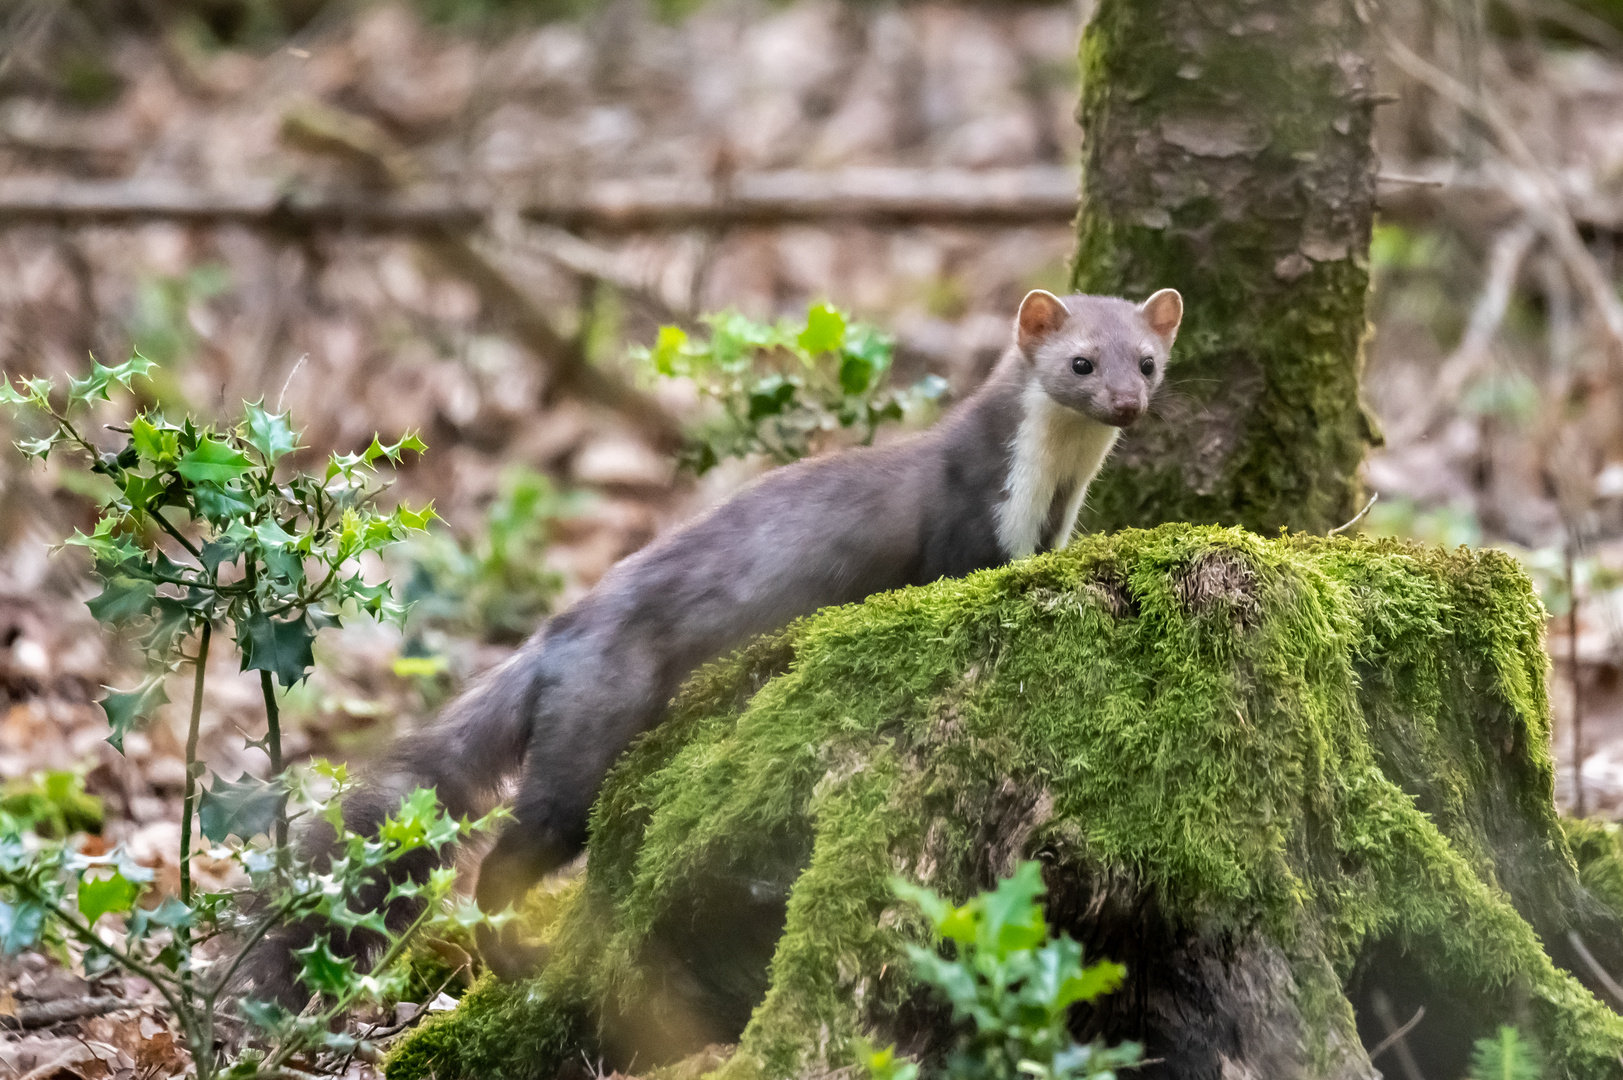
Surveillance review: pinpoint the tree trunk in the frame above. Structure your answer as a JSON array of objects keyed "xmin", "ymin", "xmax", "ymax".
[
  {"xmin": 386, "ymin": 529, "xmax": 1623, "ymax": 1080},
  {"xmin": 1070, "ymin": 0, "xmax": 1377, "ymax": 535}
]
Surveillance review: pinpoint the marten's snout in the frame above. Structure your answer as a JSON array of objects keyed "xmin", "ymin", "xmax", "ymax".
[{"xmin": 1102, "ymin": 393, "xmax": 1144, "ymax": 426}]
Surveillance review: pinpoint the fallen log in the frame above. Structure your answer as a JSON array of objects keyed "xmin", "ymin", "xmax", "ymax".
[
  {"xmin": 1, "ymin": 170, "xmax": 1618, "ymax": 235},
  {"xmin": 0, "ymin": 167, "xmax": 1082, "ymax": 233}
]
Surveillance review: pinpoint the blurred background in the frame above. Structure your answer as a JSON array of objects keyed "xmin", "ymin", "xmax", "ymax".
[{"xmin": 3, "ymin": 0, "xmax": 1623, "ymax": 973}]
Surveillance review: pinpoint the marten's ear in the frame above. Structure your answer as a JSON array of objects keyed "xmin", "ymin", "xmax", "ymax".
[
  {"xmin": 1016, "ymin": 290, "xmax": 1069, "ymax": 354},
  {"xmin": 1140, "ymin": 288, "xmax": 1183, "ymax": 344}
]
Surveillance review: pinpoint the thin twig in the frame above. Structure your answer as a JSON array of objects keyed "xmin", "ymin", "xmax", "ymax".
[
  {"xmin": 1367, "ymin": 1004, "xmax": 1426, "ymax": 1063},
  {"xmin": 1381, "ymin": 32, "xmax": 1623, "ymax": 359},
  {"xmin": 179, "ymin": 623, "xmax": 211, "ymax": 910},
  {"xmin": 1568, "ymin": 930, "xmax": 1623, "ymax": 1007},
  {"xmin": 1329, "ymin": 493, "xmax": 1379, "ymax": 536},
  {"xmin": 1388, "ymin": 217, "xmax": 1536, "ymax": 444},
  {"xmin": 1502, "ymin": 0, "xmax": 1623, "ymax": 53},
  {"xmin": 275, "ymin": 354, "xmax": 308, "ymax": 414},
  {"xmin": 1371, "ymin": 989, "xmax": 1429, "ymax": 1080},
  {"xmin": 417, "ymin": 229, "xmax": 685, "ymax": 451}
]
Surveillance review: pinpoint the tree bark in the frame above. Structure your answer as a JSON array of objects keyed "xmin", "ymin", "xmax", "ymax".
[{"xmin": 1070, "ymin": 0, "xmax": 1378, "ymax": 535}]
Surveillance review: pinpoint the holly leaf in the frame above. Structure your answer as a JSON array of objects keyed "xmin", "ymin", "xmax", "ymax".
[
  {"xmin": 262, "ymin": 545, "xmax": 305, "ymax": 587},
  {"xmin": 294, "ymin": 936, "xmax": 359, "ymax": 998},
  {"xmin": 176, "ymin": 436, "xmax": 252, "ymax": 486},
  {"xmin": 198, "ymin": 772, "xmax": 281, "ymax": 842},
  {"xmin": 839, "ymin": 353, "xmax": 874, "ymax": 396},
  {"xmin": 86, "ymin": 571, "xmax": 157, "ymax": 624},
  {"xmin": 244, "ymin": 401, "xmax": 299, "ymax": 464},
  {"xmin": 192, "ymin": 482, "xmax": 254, "ymax": 523},
  {"xmin": 199, "ymin": 537, "xmax": 242, "ymax": 575},
  {"xmin": 747, "ymin": 376, "xmax": 796, "ymax": 422},
  {"xmin": 100, "ymin": 677, "xmax": 169, "ymax": 754},
  {"xmin": 393, "ymin": 502, "xmax": 436, "ymax": 532},
  {"xmin": 376, "ymin": 787, "xmax": 459, "ymax": 855},
  {"xmin": 130, "ymin": 416, "xmax": 179, "ymax": 465},
  {"xmin": 842, "ymin": 324, "xmax": 893, "ymax": 374},
  {"xmin": 78, "ymin": 870, "xmax": 141, "ymax": 926},
  {"xmin": 252, "ymin": 517, "xmax": 297, "ymax": 551},
  {"xmin": 0, "ymin": 899, "xmax": 46, "ymax": 954},
  {"xmin": 65, "ymin": 519, "xmax": 144, "ymax": 566},
  {"xmin": 121, "ymin": 472, "xmax": 169, "ymax": 516},
  {"xmin": 68, "ymin": 355, "xmax": 149, "ymax": 407},
  {"xmin": 1054, "ymin": 955, "xmax": 1126, "ymax": 1009},
  {"xmin": 238, "ymin": 997, "xmax": 295, "ymax": 1037},
  {"xmin": 16, "ymin": 434, "xmax": 58, "ymax": 461},
  {"xmin": 142, "ymin": 597, "xmax": 195, "ymax": 657},
  {"xmin": 237, "ymin": 611, "xmax": 316, "ymax": 687},
  {"xmin": 797, "ymin": 302, "xmax": 846, "ymax": 356}
]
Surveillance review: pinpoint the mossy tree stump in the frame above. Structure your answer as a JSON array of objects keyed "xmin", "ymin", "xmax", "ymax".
[{"xmin": 389, "ymin": 528, "xmax": 1623, "ymax": 1080}]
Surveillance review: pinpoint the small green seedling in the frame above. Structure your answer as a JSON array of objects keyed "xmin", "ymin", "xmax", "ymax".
[{"xmin": 873, "ymin": 861, "xmax": 1141, "ymax": 1080}]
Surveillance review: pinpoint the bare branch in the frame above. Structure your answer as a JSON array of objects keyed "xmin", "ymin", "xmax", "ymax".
[
  {"xmin": 1381, "ymin": 32, "xmax": 1623, "ymax": 358},
  {"xmin": 1367, "ymin": 1004, "xmax": 1426, "ymax": 1064},
  {"xmin": 1387, "ymin": 219, "xmax": 1537, "ymax": 445},
  {"xmin": 1568, "ymin": 929, "xmax": 1623, "ymax": 1007},
  {"xmin": 0, "ymin": 995, "xmax": 135, "ymax": 1030}
]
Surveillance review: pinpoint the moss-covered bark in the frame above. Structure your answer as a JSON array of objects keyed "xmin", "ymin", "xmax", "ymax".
[
  {"xmin": 388, "ymin": 528, "xmax": 1623, "ymax": 1080},
  {"xmin": 1071, "ymin": 0, "xmax": 1377, "ymax": 534}
]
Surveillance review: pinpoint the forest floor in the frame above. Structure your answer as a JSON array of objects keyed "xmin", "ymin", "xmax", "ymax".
[{"xmin": 5, "ymin": 0, "xmax": 1623, "ymax": 1075}]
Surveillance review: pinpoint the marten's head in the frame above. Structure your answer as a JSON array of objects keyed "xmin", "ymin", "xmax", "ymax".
[{"xmin": 1013, "ymin": 288, "xmax": 1182, "ymax": 427}]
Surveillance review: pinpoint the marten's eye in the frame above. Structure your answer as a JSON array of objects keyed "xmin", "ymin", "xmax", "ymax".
[
  {"xmin": 1071, "ymin": 357, "xmax": 1094, "ymax": 376},
  {"xmin": 1139, "ymin": 357, "xmax": 1156, "ymax": 376}
]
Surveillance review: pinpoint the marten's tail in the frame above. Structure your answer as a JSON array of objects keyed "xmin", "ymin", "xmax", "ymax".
[{"xmin": 237, "ymin": 647, "xmax": 543, "ymax": 1008}]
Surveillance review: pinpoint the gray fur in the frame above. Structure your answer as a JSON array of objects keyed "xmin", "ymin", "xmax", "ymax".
[{"xmin": 245, "ymin": 290, "xmax": 1179, "ymax": 1000}]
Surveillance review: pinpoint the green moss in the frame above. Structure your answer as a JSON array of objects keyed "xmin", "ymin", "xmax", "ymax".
[
  {"xmin": 388, "ymin": 528, "xmax": 1623, "ymax": 1080},
  {"xmin": 1564, "ymin": 819, "xmax": 1623, "ymax": 918}
]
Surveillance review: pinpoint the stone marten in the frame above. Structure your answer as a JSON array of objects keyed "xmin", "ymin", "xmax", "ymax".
[{"xmin": 250, "ymin": 286, "xmax": 1181, "ymax": 998}]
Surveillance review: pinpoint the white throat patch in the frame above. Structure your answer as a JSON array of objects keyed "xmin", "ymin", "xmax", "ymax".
[{"xmin": 994, "ymin": 380, "xmax": 1121, "ymax": 560}]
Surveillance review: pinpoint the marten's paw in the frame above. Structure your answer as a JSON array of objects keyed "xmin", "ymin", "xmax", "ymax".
[{"xmin": 477, "ymin": 924, "xmax": 550, "ymax": 982}]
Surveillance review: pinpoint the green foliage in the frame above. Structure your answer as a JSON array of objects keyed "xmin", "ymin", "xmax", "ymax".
[
  {"xmin": 0, "ymin": 762, "xmax": 506, "ymax": 1078},
  {"xmin": 0, "ymin": 771, "xmax": 104, "ymax": 838},
  {"xmin": 402, "ymin": 465, "xmax": 580, "ymax": 644},
  {"xmin": 1363, "ymin": 495, "xmax": 1483, "ymax": 551},
  {"xmin": 4, "ymin": 354, "xmax": 432, "ymax": 730},
  {"xmin": 1562, "ymin": 818, "xmax": 1623, "ymax": 918},
  {"xmin": 883, "ymin": 862, "xmax": 1140, "ymax": 1080},
  {"xmin": 391, "ymin": 528, "xmax": 1623, "ymax": 1080},
  {"xmin": 1470, "ymin": 1025, "xmax": 1544, "ymax": 1080},
  {"xmin": 130, "ymin": 264, "xmax": 231, "ymax": 367},
  {"xmin": 860, "ymin": 1042, "xmax": 920, "ymax": 1080},
  {"xmin": 631, "ymin": 303, "xmax": 946, "ymax": 474},
  {"xmin": 0, "ymin": 355, "xmax": 500, "ymax": 1080}
]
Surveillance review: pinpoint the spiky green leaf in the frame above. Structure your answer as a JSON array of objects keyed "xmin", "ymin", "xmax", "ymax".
[
  {"xmin": 100, "ymin": 677, "xmax": 170, "ymax": 753},
  {"xmin": 198, "ymin": 772, "xmax": 281, "ymax": 842},
  {"xmin": 77, "ymin": 870, "xmax": 141, "ymax": 926},
  {"xmin": 236, "ymin": 611, "xmax": 316, "ymax": 687},
  {"xmin": 244, "ymin": 401, "xmax": 300, "ymax": 464},
  {"xmin": 175, "ymin": 436, "xmax": 252, "ymax": 486}
]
